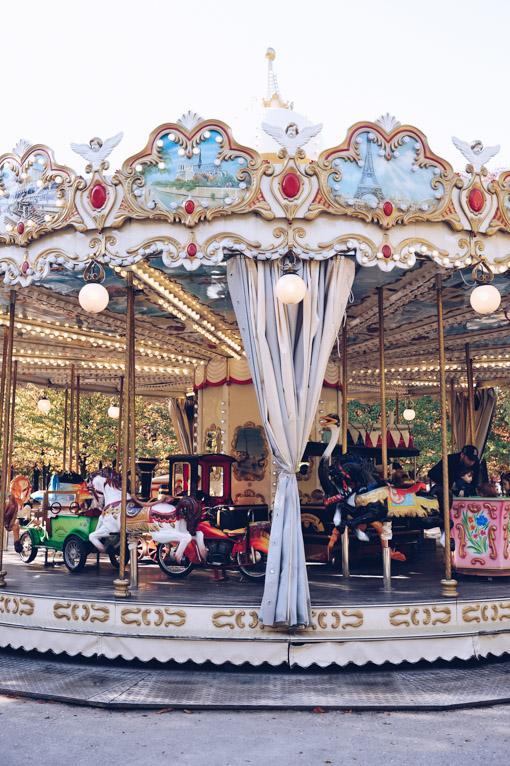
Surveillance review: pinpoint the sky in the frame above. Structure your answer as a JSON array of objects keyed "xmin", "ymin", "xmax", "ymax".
[{"xmin": 2, "ymin": 0, "xmax": 510, "ymax": 173}]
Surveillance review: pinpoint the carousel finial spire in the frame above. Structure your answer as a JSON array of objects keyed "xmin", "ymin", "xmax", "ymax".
[{"xmin": 263, "ymin": 48, "xmax": 293, "ymax": 110}]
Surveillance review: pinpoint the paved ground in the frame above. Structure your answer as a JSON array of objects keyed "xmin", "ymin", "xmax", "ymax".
[
  {"xmin": 2, "ymin": 649, "xmax": 510, "ymax": 711},
  {"xmin": 0, "ymin": 694, "xmax": 509, "ymax": 766}
]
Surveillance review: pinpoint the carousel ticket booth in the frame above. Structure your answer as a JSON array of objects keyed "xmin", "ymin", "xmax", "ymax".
[{"xmin": 2, "ymin": 52, "xmax": 510, "ymax": 667}]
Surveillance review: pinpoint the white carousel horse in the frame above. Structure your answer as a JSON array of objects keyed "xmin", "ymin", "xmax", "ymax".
[{"xmin": 87, "ymin": 467, "xmax": 206, "ymax": 562}]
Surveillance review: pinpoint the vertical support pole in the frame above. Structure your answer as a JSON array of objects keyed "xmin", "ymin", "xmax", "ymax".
[
  {"xmin": 114, "ymin": 273, "xmax": 133, "ymax": 598},
  {"xmin": 341, "ymin": 323, "xmax": 350, "ymax": 579},
  {"xmin": 128, "ymin": 276, "xmax": 138, "ymax": 589},
  {"xmin": 465, "ymin": 343, "xmax": 476, "ymax": 446},
  {"xmin": 0, "ymin": 291, "xmax": 16, "ymax": 586},
  {"xmin": 377, "ymin": 287, "xmax": 388, "ymax": 480},
  {"xmin": 8, "ymin": 360, "xmax": 18, "ymax": 478},
  {"xmin": 75, "ymin": 375, "xmax": 80, "ymax": 475},
  {"xmin": 378, "ymin": 287, "xmax": 391, "ymax": 590},
  {"xmin": 437, "ymin": 276, "xmax": 458, "ymax": 598},
  {"xmin": 449, "ymin": 378, "xmax": 456, "ymax": 453},
  {"xmin": 116, "ymin": 376, "xmax": 124, "ymax": 471},
  {"xmin": 0, "ymin": 329, "xmax": 8, "ymax": 442},
  {"xmin": 129, "ymin": 307, "xmax": 136, "ymax": 495},
  {"xmin": 63, "ymin": 389, "xmax": 68, "ymax": 473},
  {"xmin": 69, "ymin": 365, "xmax": 75, "ymax": 474},
  {"xmin": 395, "ymin": 392, "xmax": 399, "ymax": 425}
]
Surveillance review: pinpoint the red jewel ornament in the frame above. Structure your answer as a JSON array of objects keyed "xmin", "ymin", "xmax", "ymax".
[
  {"xmin": 184, "ymin": 200, "xmax": 195, "ymax": 214},
  {"xmin": 187, "ymin": 243, "xmax": 197, "ymax": 257},
  {"xmin": 468, "ymin": 188, "xmax": 484, "ymax": 213},
  {"xmin": 22, "ymin": 260, "xmax": 29, "ymax": 274},
  {"xmin": 382, "ymin": 245, "xmax": 392, "ymax": 259},
  {"xmin": 90, "ymin": 183, "xmax": 107, "ymax": 210},
  {"xmin": 383, "ymin": 201, "xmax": 393, "ymax": 217},
  {"xmin": 17, "ymin": 222, "xmax": 24, "ymax": 235},
  {"xmin": 281, "ymin": 172, "xmax": 301, "ymax": 199}
]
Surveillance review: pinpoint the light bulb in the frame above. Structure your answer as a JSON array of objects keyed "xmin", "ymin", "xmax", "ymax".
[
  {"xmin": 79, "ymin": 282, "xmax": 109, "ymax": 313},
  {"xmin": 274, "ymin": 273, "xmax": 307, "ymax": 304},
  {"xmin": 37, "ymin": 397, "xmax": 51, "ymax": 414},
  {"xmin": 403, "ymin": 408, "xmax": 416, "ymax": 421},
  {"xmin": 470, "ymin": 284, "xmax": 501, "ymax": 315},
  {"xmin": 108, "ymin": 405, "xmax": 120, "ymax": 419}
]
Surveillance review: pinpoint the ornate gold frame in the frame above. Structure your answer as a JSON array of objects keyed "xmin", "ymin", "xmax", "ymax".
[
  {"xmin": 113, "ymin": 119, "xmax": 274, "ymax": 226},
  {"xmin": 305, "ymin": 121, "xmax": 462, "ymax": 230},
  {"xmin": 231, "ymin": 421, "xmax": 269, "ymax": 482}
]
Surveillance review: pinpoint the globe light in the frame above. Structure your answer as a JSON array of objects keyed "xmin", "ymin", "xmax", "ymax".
[
  {"xmin": 470, "ymin": 284, "xmax": 501, "ymax": 315},
  {"xmin": 274, "ymin": 273, "xmax": 307, "ymax": 304},
  {"xmin": 403, "ymin": 408, "xmax": 416, "ymax": 421},
  {"xmin": 108, "ymin": 405, "xmax": 120, "ymax": 419},
  {"xmin": 37, "ymin": 396, "xmax": 52, "ymax": 414},
  {"xmin": 78, "ymin": 282, "xmax": 109, "ymax": 313}
]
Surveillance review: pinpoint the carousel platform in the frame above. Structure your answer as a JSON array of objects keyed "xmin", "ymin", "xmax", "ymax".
[{"xmin": 0, "ymin": 547, "xmax": 510, "ymax": 668}]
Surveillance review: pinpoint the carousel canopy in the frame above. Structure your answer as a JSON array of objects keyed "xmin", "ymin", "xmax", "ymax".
[{"xmin": 1, "ymin": 53, "xmax": 510, "ymax": 400}]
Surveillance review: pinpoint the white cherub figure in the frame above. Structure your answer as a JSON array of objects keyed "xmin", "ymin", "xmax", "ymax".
[
  {"xmin": 70, "ymin": 132, "xmax": 124, "ymax": 171},
  {"xmin": 451, "ymin": 137, "xmax": 500, "ymax": 173},
  {"xmin": 261, "ymin": 121, "xmax": 323, "ymax": 158}
]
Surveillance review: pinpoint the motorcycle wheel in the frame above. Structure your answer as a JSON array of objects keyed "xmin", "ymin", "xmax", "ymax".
[
  {"xmin": 156, "ymin": 543, "xmax": 194, "ymax": 578},
  {"xmin": 19, "ymin": 532, "xmax": 38, "ymax": 563},
  {"xmin": 237, "ymin": 550, "xmax": 267, "ymax": 581}
]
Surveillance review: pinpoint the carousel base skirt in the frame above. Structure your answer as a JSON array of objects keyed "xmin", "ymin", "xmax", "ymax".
[{"xmin": 1, "ymin": 549, "xmax": 510, "ymax": 668}]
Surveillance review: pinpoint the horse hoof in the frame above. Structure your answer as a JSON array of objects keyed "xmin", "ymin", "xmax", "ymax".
[
  {"xmin": 355, "ymin": 528, "xmax": 370, "ymax": 542},
  {"xmin": 390, "ymin": 550, "xmax": 406, "ymax": 562},
  {"xmin": 14, "ymin": 541, "xmax": 23, "ymax": 554}
]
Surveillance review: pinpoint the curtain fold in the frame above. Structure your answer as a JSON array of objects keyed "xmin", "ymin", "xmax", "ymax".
[
  {"xmin": 453, "ymin": 388, "xmax": 497, "ymax": 457},
  {"xmin": 227, "ymin": 255, "xmax": 355, "ymax": 627},
  {"xmin": 168, "ymin": 398, "xmax": 193, "ymax": 453}
]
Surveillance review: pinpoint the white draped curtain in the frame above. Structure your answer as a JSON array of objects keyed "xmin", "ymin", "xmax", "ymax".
[
  {"xmin": 453, "ymin": 387, "xmax": 497, "ymax": 457},
  {"xmin": 227, "ymin": 255, "xmax": 355, "ymax": 627},
  {"xmin": 168, "ymin": 398, "xmax": 193, "ymax": 453}
]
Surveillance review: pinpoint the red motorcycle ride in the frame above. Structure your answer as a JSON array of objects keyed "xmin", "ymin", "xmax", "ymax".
[{"xmin": 156, "ymin": 505, "xmax": 270, "ymax": 581}]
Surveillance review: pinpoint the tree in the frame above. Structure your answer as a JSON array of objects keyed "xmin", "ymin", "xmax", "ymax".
[{"xmin": 11, "ymin": 385, "xmax": 179, "ymax": 480}]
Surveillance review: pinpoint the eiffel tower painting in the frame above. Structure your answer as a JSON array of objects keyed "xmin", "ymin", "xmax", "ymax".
[{"xmin": 354, "ymin": 137, "xmax": 384, "ymax": 201}]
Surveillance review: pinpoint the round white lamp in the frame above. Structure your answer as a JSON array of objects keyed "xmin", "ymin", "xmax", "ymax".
[
  {"xmin": 274, "ymin": 273, "xmax": 307, "ymax": 305},
  {"xmin": 470, "ymin": 284, "xmax": 501, "ymax": 315},
  {"xmin": 37, "ymin": 395, "xmax": 52, "ymax": 414},
  {"xmin": 79, "ymin": 282, "xmax": 109, "ymax": 313},
  {"xmin": 403, "ymin": 408, "xmax": 416, "ymax": 421},
  {"xmin": 108, "ymin": 404, "xmax": 120, "ymax": 419}
]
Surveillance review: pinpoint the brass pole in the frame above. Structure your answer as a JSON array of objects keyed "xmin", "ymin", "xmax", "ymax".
[
  {"xmin": 395, "ymin": 392, "xmax": 399, "ymax": 425},
  {"xmin": 465, "ymin": 343, "xmax": 476, "ymax": 446},
  {"xmin": 0, "ymin": 329, "xmax": 8, "ymax": 443},
  {"xmin": 377, "ymin": 287, "xmax": 388, "ymax": 479},
  {"xmin": 341, "ymin": 323, "xmax": 350, "ymax": 579},
  {"xmin": 437, "ymin": 275, "xmax": 458, "ymax": 597},
  {"xmin": 449, "ymin": 378, "xmax": 456, "ymax": 453},
  {"xmin": 8, "ymin": 360, "xmax": 18, "ymax": 478},
  {"xmin": 114, "ymin": 273, "xmax": 133, "ymax": 598},
  {"xmin": 63, "ymin": 389, "xmax": 68, "ymax": 472},
  {"xmin": 0, "ymin": 291, "xmax": 16, "ymax": 586},
  {"xmin": 341, "ymin": 324, "xmax": 348, "ymax": 454},
  {"xmin": 69, "ymin": 365, "xmax": 75, "ymax": 474},
  {"xmin": 129, "ymin": 300, "xmax": 136, "ymax": 495},
  {"xmin": 75, "ymin": 375, "xmax": 80, "ymax": 475},
  {"xmin": 116, "ymin": 376, "xmax": 124, "ymax": 471}
]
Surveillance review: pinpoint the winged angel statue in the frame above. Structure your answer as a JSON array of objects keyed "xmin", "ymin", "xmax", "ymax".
[
  {"xmin": 70, "ymin": 132, "xmax": 124, "ymax": 171},
  {"xmin": 451, "ymin": 137, "xmax": 500, "ymax": 173},
  {"xmin": 261, "ymin": 121, "xmax": 323, "ymax": 158}
]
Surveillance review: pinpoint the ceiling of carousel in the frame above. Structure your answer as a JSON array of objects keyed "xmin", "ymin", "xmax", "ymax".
[{"xmin": 2, "ymin": 252, "xmax": 510, "ymax": 401}]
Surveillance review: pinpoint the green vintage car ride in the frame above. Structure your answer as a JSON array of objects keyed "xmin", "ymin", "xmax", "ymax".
[{"xmin": 19, "ymin": 493, "xmax": 118, "ymax": 573}]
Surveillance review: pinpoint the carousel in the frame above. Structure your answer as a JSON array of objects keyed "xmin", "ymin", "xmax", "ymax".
[{"xmin": 1, "ymin": 50, "xmax": 510, "ymax": 667}]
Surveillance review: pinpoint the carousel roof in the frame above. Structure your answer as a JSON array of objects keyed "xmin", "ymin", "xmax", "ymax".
[{"xmin": 2, "ymin": 52, "xmax": 510, "ymax": 400}]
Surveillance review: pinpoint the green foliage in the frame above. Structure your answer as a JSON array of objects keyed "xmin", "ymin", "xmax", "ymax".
[
  {"xmin": 11, "ymin": 385, "xmax": 179, "ymax": 477},
  {"xmin": 483, "ymin": 388, "xmax": 510, "ymax": 475},
  {"xmin": 347, "ymin": 395, "xmax": 448, "ymax": 477}
]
